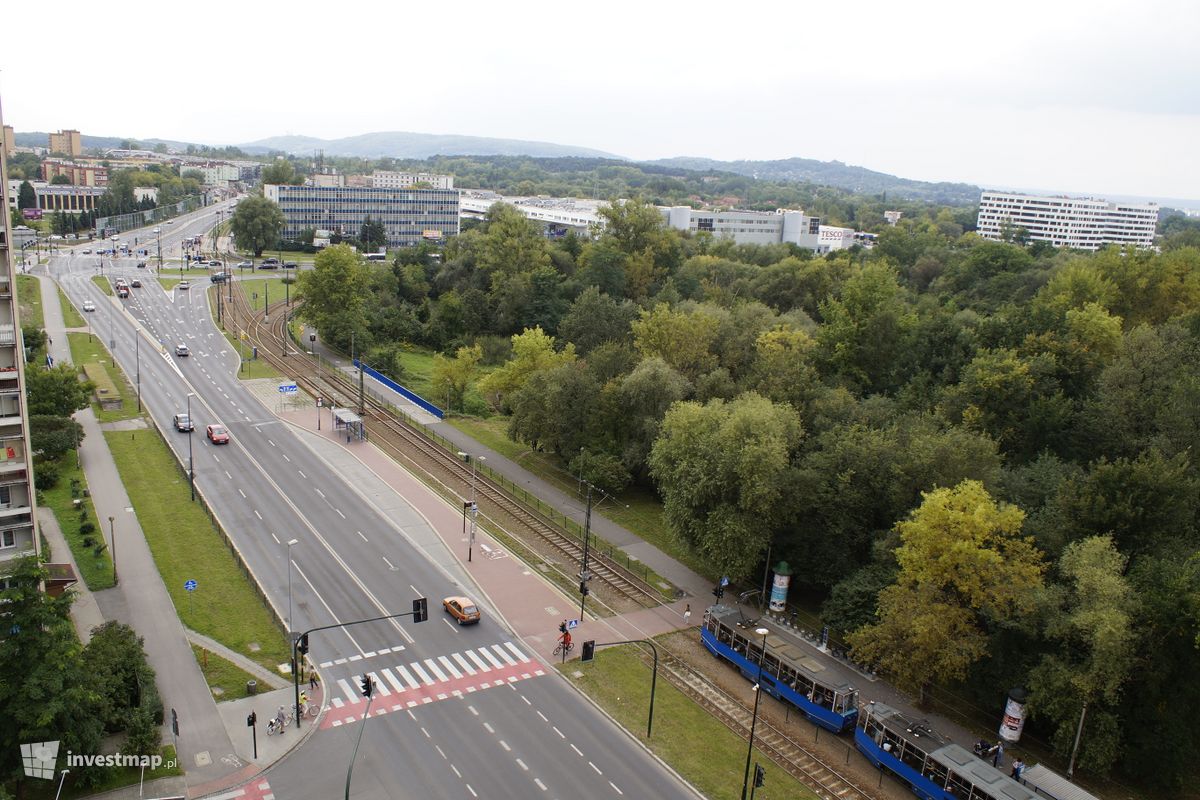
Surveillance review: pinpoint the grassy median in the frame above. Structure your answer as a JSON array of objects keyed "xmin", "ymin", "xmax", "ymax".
[
  {"xmin": 16, "ymin": 274, "xmax": 43, "ymax": 329},
  {"xmin": 104, "ymin": 429, "xmax": 291, "ymax": 673},
  {"xmin": 90, "ymin": 275, "xmax": 114, "ymax": 296},
  {"xmin": 562, "ymin": 644, "xmax": 817, "ymax": 800},
  {"xmin": 59, "ymin": 287, "xmax": 86, "ymax": 328},
  {"xmin": 67, "ymin": 333, "xmax": 141, "ymax": 423},
  {"xmin": 38, "ymin": 449, "xmax": 114, "ymax": 591},
  {"xmin": 192, "ymin": 644, "xmax": 263, "ymax": 701}
]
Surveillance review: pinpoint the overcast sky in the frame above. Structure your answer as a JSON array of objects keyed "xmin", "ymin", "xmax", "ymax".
[{"xmin": 4, "ymin": 0, "xmax": 1198, "ymax": 201}]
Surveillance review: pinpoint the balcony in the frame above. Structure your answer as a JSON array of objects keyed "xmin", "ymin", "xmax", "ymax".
[{"xmin": 0, "ymin": 326, "xmax": 14, "ymax": 346}]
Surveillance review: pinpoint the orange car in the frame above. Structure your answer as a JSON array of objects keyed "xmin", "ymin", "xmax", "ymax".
[{"xmin": 442, "ymin": 596, "xmax": 481, "ymax": 625}]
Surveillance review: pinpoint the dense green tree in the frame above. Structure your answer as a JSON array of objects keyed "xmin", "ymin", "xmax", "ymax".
[
  {"xmin": 359, "ymin": 215, "xmax": 386, "ymax": 252},
  {"xmin": 261, "ymin": 159, "xmax": 300, "ymax": 185},
  {"xmin": 477, "ymin": 327, "xmax": 575, "ymax": 411},
  {"xmin": 430, "ymin": 344, "xmax": 482, "ymax": 412},
  {"xmin": 17, "ymin": 180, "xmax": 36, "ymax": 210},
  {"xmin": 557, "ymin": 287, "xmax": 637, "ymax": 354},
  {"xmin": 615, "ymin": 357, "xmax": 692, "ymax": 476},
  {"xmin": 294, "ymin": 244, "xmax": 371, "ymax": 351},
  {"xmin": 848, "ymin": 481, "xmax": 1045, "ymax": 704},
  {"xmin": 478, "ymin": 203, "xmax": 551, "ymax": 277},
  {"xmin": 816, "ymin": 262, "xmax": 915, "ymax": 393},
  {"xmin": 631, "ymin": 303, "xmax": 720, "ymax": 380},
  {"xmin": 26, "ymin": 364, "xmax": 94, "ymax": 417},
  {"xmin": 230, "ymin": 195, "xmax": 285, "ymax": 257},
  {"xmin": 29, "ymin": 415, "xmax": 84, "ymax": 460},
  {"xmin": 650, "ymin": 393, "xmax": 802, "ymax": 579},
  {"xmin": 83, "ymin": 622, "xmax": 160, "ymax": 734}
]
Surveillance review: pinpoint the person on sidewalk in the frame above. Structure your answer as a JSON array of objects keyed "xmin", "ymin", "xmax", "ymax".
[
  {"xmin": 275, "ymin": 705, "xmax": 287, "ymax": 733},
  {"xmin": 684, "ymin": 604, "xmax": 692, "ymax": 624},
  {"xmin": 1010, "ymin": 757, "xmax": 1024, "ymax": 780},
  {"xmin": 991, "ymin": 741, "xmax": 1004, "ymax": 769},
  {"xmin": 309, "ymin": 672, "xmax": 320, "ymax": 691}
]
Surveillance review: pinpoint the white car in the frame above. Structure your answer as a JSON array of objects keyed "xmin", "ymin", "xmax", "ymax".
[
  {"xmin": 175, "ymin": 344, "xmax": 190, "ymax": 357},
  {"xmin": 82, "ymin": 300, "xmax": 96, "ymax": 312},
  {"xmin": 178, "ymin": 281, "xmax": 190, "ymax": 291},
  {"xmin": 166, "ymin": 219, "xmax": 174, "ymax": 225}
]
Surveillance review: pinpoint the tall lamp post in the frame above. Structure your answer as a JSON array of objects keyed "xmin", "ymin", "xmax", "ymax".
[
  {"xmin": 186, "ymin": 392, "xmax": 196, "ymax": 501},
  {"xmin": 154, "ymin": 226, "xmax": 162, "ymax": 275},
  {"xmin": 108, "ymin": 515, "xmax": 118, "ymax": 585},
  {"xmin": 740, "ymin": 627, "xmax": 770, "ymax": 800},
  {"xmin": 456, "ymin": 453, "xmax": 484, "ymax": 562},
  {"xmin": 579, "ymin": 482, "xmax": 594, "ymax": 621},
  {"xmin": 286, "ymin": 538, "xmax": 299, "ymax": 635}
]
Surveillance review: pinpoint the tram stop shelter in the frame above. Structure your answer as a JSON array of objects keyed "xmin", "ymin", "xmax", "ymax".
[{"xmin": 332, "ymin": 407, "xmax": 365, "ymax": 442}]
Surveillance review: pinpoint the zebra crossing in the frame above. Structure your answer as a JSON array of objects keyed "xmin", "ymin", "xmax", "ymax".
[{"xmin": 324, "ymin": 641, "xmax": 545, "ymax": 727}]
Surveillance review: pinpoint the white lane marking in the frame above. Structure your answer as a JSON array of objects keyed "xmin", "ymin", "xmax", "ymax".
[
  {"xmin": 537, "ymin": 711, "xmax": 548, "ymax": 723},
  {"xmin": 492, "ymin": 644, "xmax": 518, "ymax": 666},
  {"xmin": 466, "ymin": 650, "xmax": 491, "ymax": 672},
  {"xmin": 336, "ymin": 678, "xmax": 358, "ymax": 704},
  {"xmin": 336, "ymin": 508, "xmax": 346, "ymax": 519},
  {"xmin": 268, "ymin": 440, "xmax": 276, "ymax": 447},
  {"xmin": 483, "ymin": 722, "xmax": 494, "ymax": 734},
  {"xmin": 315, "ymin": 488, "xmax": 325, "ymax": 499},
  {"xmin": 410, "ymin": 662, "xmax": 436, "ymax": 686},
  {"xmin": 254, "ymin": 509, "xmax": 262, "ymax": 519},
  {"xmin": 224, "ymin": 470, "xmax": 232, "ymax": 479},
  {"xmin": 368, "ymin": 672, "xmax": 390, "ymax": 695},
  {"xmin": 499, "ymin": 740, "xmax": 510, "ymax": 752},
  {"xmin": 212, "ymin": 454, "xmax": 221, "ymax": 463},
  {"xmin": 380, "ymin": 668, "xmax": 406, "ymax": 694},
  {"xmin": 443, "ymin": 619, "xmax": 458, "ymax": 632},
  {"xmin": 298, "ymin": 469, "xmax": 307, "ymax": 478},
  {"xmin": 435, "ymin": 744, "xmax": 446, "ymax": 760},
  {"xmin": 395, "ymin": 665, "xmax": 420, "ymax": 690},
  {"xmin": 282, "ymin": 453, "xmax": 290, "ymax": 462},
  {"xmin": 357, "ymin": 530, "xmax": 368, "ymax": 542},
  {"xmin": 609, "ymin": 781, "xmax": 623, "ymax": 795},
  {"xmin": 468, "ymin": 705, "xmax": 478, "ymax": 716},
  {"xmin": 534, "ymin": 778, "xmax": 547, "ymax": 791},
  {"xmin": 480, "ymin": 647, "xmax": 504, "ymax": 669},
  {"xmin": 515, "ymin": 758, "xmax": 528, "ymax": 771},
  {"xmin": 552, "ymin": 725, "xmax": 564, "ymax": 739},
  {"xmin": 570, "ymin": 744, "xmax": 583, "ymax": 757},
  {"xmin": 271, "ymin": 533, "xmax": 280, "ymax": 544},
  {"xmin": 453, "ymin": 653, "xmax": 477, "ymax": 675},
  {"xmin": 438, "ymin": 656, "xmax": 462, "ymax": 679},
  {"xmin": 505, "ymin": 642, "xmax": 531, "ymax": 663},
  {"xmin": 467, "ymin": 785, "xmax": 477, "ymax": 797},
  {"xmin": 451, "ymin": 765, "xmax": 461, "ymax": 779},
  {"xmin": 589, "ymin": 761, "xmax": 602, "ymax": 774},
  {"xmin": 423, "ymin": 659, "xmax": 448, "ymax": 682},
  {"xmin": 421, "ymin": 727, "xmax": 430, "ymax": 739},
  {"xmin": 238, "ymin": 489, "xmax": 246, "ymax": 498},
  {"xmin": 382, "ymin": 556, "xmax": 396, "ymax": 570}
]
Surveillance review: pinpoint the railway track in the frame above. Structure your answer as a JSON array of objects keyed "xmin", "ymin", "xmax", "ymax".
[
  {"xmin": 224, "ymin": 285, "xmax": 664, "ymax": 609},
  {"xmin": 220, "ymin": 279, "xmax": 883, "ymax": 800}
]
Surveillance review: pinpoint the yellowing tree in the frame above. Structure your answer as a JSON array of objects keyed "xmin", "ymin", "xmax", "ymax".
[
  {"xmin": 849, "ymin": 480, "xmax": 1045, "ymax": 704},
  {"xmin": 631, "ymin": 303, "xmax": 719, "ymax": 380},
  {"xmin": 477, "ymin": 327, "xmax": 575, "ymax": 412}
]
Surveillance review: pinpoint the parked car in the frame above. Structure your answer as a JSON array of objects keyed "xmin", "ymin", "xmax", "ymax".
[
  {"xmin": 211, "ymin": 272, "xmax": 228, "ymax": 283},
  {"xmin": 178, "ymin": 281, "xmax": 190, "ymax": 290},
  {"xmin": 259, "ymin": 258, "xmax": 280, "ymax": 269},
  {"xmin": 130, "ymin": 279, "xmax": 142, "ymax": 288},
  {"xmin": 173, "ymin": 413, "xmax": 194, "ymax": 432},
  {"xmin": 82, "ymin": 300, "xmax": 96, "ymax": 312},
  {"xmin": 442, "ymin": 596, "xmax": 482, "ymax": 625},
  {"xmin": 175, "ymin": 344, "xmax": 190, "ymax": 357},
  {"xmin": 206, "ymin": 424, "xmax": 230, "ymax": 444},
  {"xmin": 207, "ymin": 260, "xmax": 222, "ymax": 267},
  {"xmin": 282, "ymin": 261, "xmax": 298, "ymax": 269},
  {"xmin": 236, "ymin": 260, "xmax": 252, "ymax": 269}
]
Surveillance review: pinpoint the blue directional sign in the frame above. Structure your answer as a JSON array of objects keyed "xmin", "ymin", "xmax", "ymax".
[
  {"xmin": 278, "ymin": 383, "xmax": 298, "ymax": 394},
  {"xmin": 184, "ymin": 579, "xmax": 197, "ymax": 592}
]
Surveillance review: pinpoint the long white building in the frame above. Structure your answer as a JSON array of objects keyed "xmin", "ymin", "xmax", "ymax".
[
  {"xmin": 372, "ymin": 171, "xmax": 454, "ymax": 190},
  {"xmin": 976, "ymin": 191, "xmax": 1158, "ymax": 251},
  {"xmin": 661, "ymin": 207, "xmax": 821, "ymax": 249}
]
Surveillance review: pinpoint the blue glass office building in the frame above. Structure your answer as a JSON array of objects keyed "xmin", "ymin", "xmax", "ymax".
[{"xmin": 264, "ymin": 184, "xmax": 460, "ymax": 248}]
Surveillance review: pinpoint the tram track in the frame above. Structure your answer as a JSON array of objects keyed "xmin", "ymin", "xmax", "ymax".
[{"xmin": 221, "ymin": 278, "xmax": 883, "ymax": 800}]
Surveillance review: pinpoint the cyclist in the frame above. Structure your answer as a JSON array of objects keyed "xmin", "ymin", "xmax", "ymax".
[
  {"xmin": 299, "ymin": 691, "xmax": 309, "ymax": 714},
  {"xmin": 559, "ymin": 628, "xmax": 572, "ymax": 651}
]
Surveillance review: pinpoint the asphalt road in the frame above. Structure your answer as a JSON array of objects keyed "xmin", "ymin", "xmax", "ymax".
[{"xmin": 50, "ymin": 208, "xmax": 694, "ymax": 800}]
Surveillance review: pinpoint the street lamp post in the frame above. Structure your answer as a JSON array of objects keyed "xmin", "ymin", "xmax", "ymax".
[
  {"xmin": 286, "ymin": 538, "xmax": 299, "ymax": 635},
  {"xmin": 579, "ymin": 482, "xmax": 594, "ymax": 621},
  {"xmin": 54, "ymin": 769, "xmax": 69, "ymax": 800},
  {"xmin": 108, "ymin": 516, "xmax": 117, "ymax": 584},
  {"xmin": 740, "ymin": 627, "xmax": 771, "ymax": 800},
  {"xmin": 154, "ymin": 227, "xmax": 162, "ymax": 275},
  {"xmin": 187, "ymin": 393, "xmax": 196, "ymax": 501},
  {"xmin": 135, "ymin": 334, "xmax": 141, "ymax": 411},
  {"xmin": 457, "ymin": 453, "xmax": 485, "ymax": 562}
]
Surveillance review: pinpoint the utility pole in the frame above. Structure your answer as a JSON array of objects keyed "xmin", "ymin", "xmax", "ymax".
[{"xmin": 579, "ymin": 482, "xmax": 594, "ymax": 621}]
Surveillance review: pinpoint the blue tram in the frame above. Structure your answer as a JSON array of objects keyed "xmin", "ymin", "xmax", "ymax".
[
  {"xmin": 701, "ymin": 605, "xmax": 859, "ymax": 733},
  {"xmin": 856, "ymin": 701, "xmax": 1039, "ymax": 800}
]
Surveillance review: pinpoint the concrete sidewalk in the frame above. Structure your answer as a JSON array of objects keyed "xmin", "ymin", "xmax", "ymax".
[{"xmin": 38, "ymin": 275, "xmax": 281, "ymax": 797}]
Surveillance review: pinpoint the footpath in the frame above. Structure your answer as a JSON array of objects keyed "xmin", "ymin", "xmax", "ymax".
[{"xmin": 37, "ymin": 274, "xmax": 308, "ymax": 800}]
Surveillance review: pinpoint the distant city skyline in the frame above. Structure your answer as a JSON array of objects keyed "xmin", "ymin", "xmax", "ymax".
[{"xmin": 4, "ymin": 0, "xmax": 1197, "ymax": 201}]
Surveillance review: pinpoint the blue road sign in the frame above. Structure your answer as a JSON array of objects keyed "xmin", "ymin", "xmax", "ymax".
[
  {"xmin": 719, "ymin": 575, "xmax": 730, "ymax": 587},
  {"xmin": 184, "ymin": 580, "xmax": 197, "ymax": 592},
  {"xmin": 567, "ymin": 619, "xmax": 580, "ymax": 630},
  {"xmin": 278, "ymin": 383, "xmax": 298, "ymax": 394}
]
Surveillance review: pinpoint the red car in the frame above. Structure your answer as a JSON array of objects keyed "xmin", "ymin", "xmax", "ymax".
[{"xmin": 206, "ymin": 424, "xmax": 230, "ymax": 444}]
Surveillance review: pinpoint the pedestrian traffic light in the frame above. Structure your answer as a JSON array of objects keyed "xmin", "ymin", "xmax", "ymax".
[
  {"xmin": 360, "ymin": 674, "xmax": 373, "ymax": 698},
  {"xmin": 754, "ymin": 764, "xmax": 765, "ymax": 788},
  {"xmin": 581, "ymin": 640, "xmax": 596, "ymax": 662},
  {"xmin": 298, "ymin": 633, "xmax": 309, "ymax": 655},
  {"xmin": 247, "ymin": 711, "xmax": 256, "ymax": 727},
  {"xmin": 579, "ymin": 580, "xmax": 589, "ymax": 597},
  {"xmin": 413, "ymin": 597, "xmax": 428, "ymax": 623},
  {"xmin": 713, "ymin": 583, "xmax": 724, "ymax": 600}
]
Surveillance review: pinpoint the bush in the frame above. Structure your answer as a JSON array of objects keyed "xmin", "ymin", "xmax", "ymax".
[
  {"xmin": 80, "ymin": 520, "xmax": 95, "ymax": 535},
  {"xmin": 34, "ymin": 459, "xmax": 61, "ymax": 489}
]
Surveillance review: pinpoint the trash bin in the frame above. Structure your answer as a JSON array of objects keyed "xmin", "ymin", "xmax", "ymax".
[
  {"xmin": 252, "ymin": 346, "xmax": 258, "ymax": 360},
  {"xmin": 246, "ymin": 680, "xmax": 257, "ymax": 695}
]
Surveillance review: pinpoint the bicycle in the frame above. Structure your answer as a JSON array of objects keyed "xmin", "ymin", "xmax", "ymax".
[
  {"xmin": 266, "ymin": 712, "xmax": 294, "ymax": 736},
  {"xmin": 552, "ymin": 639, "xmax": 574, "ymax": 657},
  {"xmin": 300, "ymin": 701, "xmax": 319, "ymax": 719}
]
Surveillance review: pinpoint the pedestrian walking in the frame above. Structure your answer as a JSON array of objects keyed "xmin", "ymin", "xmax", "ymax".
[
  {"xmin": 309, "ymin": 672, "xmax": 319, "ymax": 690},
  {"xmin": 684, "ymin": 604, "xmax": 692, "ymax": 624},
  {"xmin": 992, "ymin": 742, "xmax": 1004, "ymax": 768},
  {"xmin": 1010, "ymin": 757, "xmax": 1024, "ymax": 780}
]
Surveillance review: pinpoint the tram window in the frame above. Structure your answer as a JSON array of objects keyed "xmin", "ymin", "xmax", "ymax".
[
  {"xmin": 926, "ymin": 762, "xmax": 949, "ymax": 789},
  {"xmin": 779, "ymin": 664, "xmax": 797, "ymax": 687},
  {"xmin": 763, "ymin": 653, "xmax": 780, "ymax": 675},
  {"xmin": 796, "ymin": 676, "xmax": 815, "ymax": 698},
  {"xmin": 732, "ymin": 634, "xmax": 748, "ymax": 655},
  {"xmin": 717, "ymin": 626, "xmax": 733, "ymax": 645},
  {"xmin": 945, "ymin": 772, "xmax": 972, "ymax": 799}
]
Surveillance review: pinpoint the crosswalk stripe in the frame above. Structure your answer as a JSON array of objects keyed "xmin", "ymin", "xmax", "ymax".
[
  {"xmin": 492, "ymin": 644, "xmax": 518, "ymax": 666},
  {"xmin": 381, "ymin": 668, "xmax": 406, "ymax": 694},
  {"xmin": 504, "ymin": 642, "xmax": 531, "ymax": 663},
  {"xmin": 453, "ymin": 652, "xmax": 477, "ymax": 675},
  {"xmin": 467, "ymin": 649, "xmax": 491, "ymax": 672},
  {"xmin": 410, "ymin": 662, "xmax": 436, "ymax": 686},
  {"xmin": 438, "ymin": 656, "xmax": 463, "ymax": 679},
  {"xmin": 369, "ymin": 672, "xmax": 391, "ymax": 695},
  {"xmin": 337, "ymin": 678, "xmax": 359, "ymax": 704},
  {"xmin": 479, "ymin": 647, "xmax": 505, "ymax": 669},
  {"xmin": 396, "ymin": 665, "xmax": 420, "ymax": 690},
  {"xmin": 424, "ymin": 658, "xmax": 448, "ymax": 681}
]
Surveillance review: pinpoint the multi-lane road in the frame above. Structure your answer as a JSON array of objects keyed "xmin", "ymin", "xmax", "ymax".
[{"xmin": 49, "ymin": 206, "xmax": 694, "ymax": 799}]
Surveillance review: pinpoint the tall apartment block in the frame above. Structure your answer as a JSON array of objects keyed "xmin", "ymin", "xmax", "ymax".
[
  {"xmin": 371, "ymin": 171, "xmax": 454, "ymax": 190},
  {"xmin": 976, "ymin": 190, "xmax": 1158, "ymax": 251},
  {"xmin": 48, "ymin": 129, "xmax": 82, "ymax": 157},
  {"xmin": 0, "ymin": 107, "xmax": 44, "ymax": 581},
  {"xmin": 264, "ymin": 184, "xmax": 460, "ymax": 248}
]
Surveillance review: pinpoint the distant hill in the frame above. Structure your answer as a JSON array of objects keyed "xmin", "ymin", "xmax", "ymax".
[
  {"xmin": 647, "ymin": 156, "xmax": 981, "ymax": 205},
  {"xmin": 237, "ymin": 131, "xmax": 622, "ymax": 160},
  {"xmin": 14, "ymin": 131, "xmax": 209, "ymax": 153}
]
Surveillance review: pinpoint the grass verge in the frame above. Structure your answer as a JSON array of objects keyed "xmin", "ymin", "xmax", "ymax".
[
  {"xmin": 104, "ymin": 429, "xmax": 291, "ymax": 672},
  {"xmin": 562, "ymin": 645, "xmax": 817, "ymax": 800},
  {"xmin": 159, "ymin": 278, "xmax": 182, "ymax": 290},
  {"xmin": 59, "ymin": 287, "xmax": 86, "ymax": 328},
  {"xmin": 38, "ymin": 449, "xmax": 114, "ymax": 590},
  {"xmin": 91, "ymin": 275, "xmax": 113, "ymax": 296},
  {"xmin": 238, "ymin": 277, "xmax": 294, "ymax": 312},
  {"xmin": 67, "ymin": 333, "xmax": 141, "ymax": 423},
  {"xmin": 16, "ymin": 274, "xmax": 44, "ymax": 329},
  {"xmin": 192, "ymin": 644, "xmax": 262, "ymax": 701}
]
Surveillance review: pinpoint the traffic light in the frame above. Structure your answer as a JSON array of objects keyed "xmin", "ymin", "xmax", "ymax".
[
  {"xmin": 360, "ymin": 674, "xmax": 373, "ymax": 698},
  {"xmin": 298, "ymin": 633, "xmax": 309, "ymax": 655},
  {"xmin": 247, "ymin": 711, "xmax": 257, "ymax": 727},
  {"xmin": 713, "ymin": 583, "xmax": 724, "ymax": 600},
  {"xmin": 754, "ymin": 764, "xmax": 765, "ymax": 788},
  {"xmin": 413, "ymin": 597, "xmax": 428, "ymax": 623},
  {"xmin": 579, "ymin": 580, "xmax": 590, "ymax": 597},
  {"xmin": 581, "ymin": 640, "xmax": 596, "ymax": 662}
]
